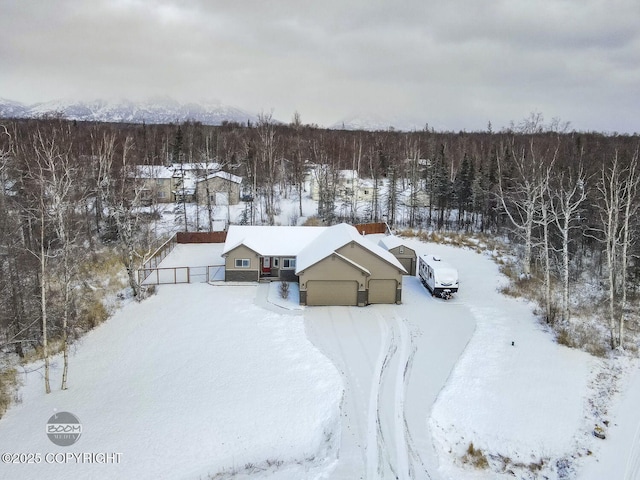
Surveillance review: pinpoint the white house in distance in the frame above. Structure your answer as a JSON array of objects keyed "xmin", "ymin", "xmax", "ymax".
[
  {"xmin": 307, "ymin": 168, "xmax": 375, "ymax": 203},
  {"xmin": 222, "ymin": 223, "xmax": 406, "ymax": 306}
]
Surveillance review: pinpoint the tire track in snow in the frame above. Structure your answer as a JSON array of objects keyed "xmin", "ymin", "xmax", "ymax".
[
  {"xmin": 401, "ymin": 321, "xmax": 432, "ymax": 480},
  {"xmin": 393, "ymin": 313, "xmax": 411, "ymax": 479},
  {"xmin": 366, "ymin": 314, "xmax": 391, "ymax": 479},
  {"xmin": 372, "ymin": 309, "xmax": 434, "ymax": 480},
  {"xmin": 377, "ymin": 323, "xmax": 398, "ymax": 478},
  {"xmin": 625, "ymin": 418, "xmax": 640, "ymax": 479},
  {"xmin": 305, "ymin": 295, "xmax": 442, "ymax": 479}
]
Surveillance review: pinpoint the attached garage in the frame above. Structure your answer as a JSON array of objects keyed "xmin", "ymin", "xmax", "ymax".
[
  {"xmin": 306, "ymin": 280, "xmax": 359, "ymax": 306},
  {"xmin": 368, "ymin": 279, "xmax": 398, "ymax": 304}
]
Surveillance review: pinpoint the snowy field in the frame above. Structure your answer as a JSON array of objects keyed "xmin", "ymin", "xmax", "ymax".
[{"xmin": 0, "ymin": 284, "xmax": 342, "ymax": 480}]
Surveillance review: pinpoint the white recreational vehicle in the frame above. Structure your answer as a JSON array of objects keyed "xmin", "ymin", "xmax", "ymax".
[{"xmin": 418, "ymin": 254, "xmax": 459, "ymax": 299}]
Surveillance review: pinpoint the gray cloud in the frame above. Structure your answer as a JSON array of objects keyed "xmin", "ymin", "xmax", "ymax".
[{"xmin": 1, "ymin": 0, "xmax": 638, "ymax": 132}]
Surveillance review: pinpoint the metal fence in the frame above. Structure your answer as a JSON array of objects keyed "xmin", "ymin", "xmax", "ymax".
[
  {"xmin": 137, "ymin": 230, "xmax": 228, "ymax": 286},
  {"xmin": 138, "ymin": 265, "xmax": 225, "ymax": 285},
  {"xmin": 141, "ymin": 234, "xmax": 178, "ymax": 271}
]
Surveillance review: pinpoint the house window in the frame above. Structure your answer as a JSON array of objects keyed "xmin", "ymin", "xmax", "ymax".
[
  {"xmin": 158, "ymin": 191, "xmax": 167, "ymax": 199},
  {"xmin": 282, "ymin": 258, "xmax": 296, "ymax": 269},
  {"xmin": 273, "ymin": 257, "xmax": 280, "ymax": 268},
  {"xmin": 235, "ymin": 259, "xmax": 250, "ymax": 268}
]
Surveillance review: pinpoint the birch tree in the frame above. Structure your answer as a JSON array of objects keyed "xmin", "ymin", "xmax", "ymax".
[
  {"xmin": 256, "ymin": 113, "xmax": 278, "ymax": 225},
  {"xmin": 32, "ymin": 129, "xmax": 79, "ymax": 390},
  {"xmin": 594, "ymin": 149, "xmax": 639, "ymax": 348},
  {"xmin": 534, "ymin": 166, "xmax": 555, "ymax": 323},
  {"xmin": 109, "ymin": 136, "xmax": 145, "ymax": 299},
  {"xmin": 550, "ymin": 163, "xmax": 588, "ymax": 322},
  {"xmin": 616, "ymin": 148, "xmax": 639, "ymax": 347},
  {"xmin": 497, "ymin": 139, "xmax": 554, "ymax": 277}
]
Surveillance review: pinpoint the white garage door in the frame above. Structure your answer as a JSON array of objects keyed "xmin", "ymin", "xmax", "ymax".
[{"xmin": 306, "ymin": 280, "xmax": 358, "ymax": 306}]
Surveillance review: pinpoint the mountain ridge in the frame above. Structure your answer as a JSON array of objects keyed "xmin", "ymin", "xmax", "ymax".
[{"xmin": 0, "ymin": 97, "xmax": 259, "ymax": 126}]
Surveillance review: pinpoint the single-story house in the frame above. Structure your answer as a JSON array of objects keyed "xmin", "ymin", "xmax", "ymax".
[
  {"xmin": 378, "ymin": 235, "xmax": 417, "ymax": 276},
  {"xmin": 222, "ymin": 226, "xmax": 328, "ymax": 282},
  {"xmin": 222, "ymin": 223, "xmax": 406, "ymax": 306}
]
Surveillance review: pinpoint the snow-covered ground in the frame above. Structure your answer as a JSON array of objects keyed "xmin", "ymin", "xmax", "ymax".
[
  {"xmin": 2, "ymin": 226, "xmax": 639, "ymax": 479},
  {"xmin": 580, "ymin": 356, "xmax": 640, "ymax": 480},
  {"xmin": 0, "ymin": 284, "xmax": 342, "ymax": 480},
  {"xmin": 305, "ymin": 277, "xmax": 475, "ymax": 479}
]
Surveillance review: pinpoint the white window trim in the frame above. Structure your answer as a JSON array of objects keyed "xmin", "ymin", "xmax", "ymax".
[
  {"xmin": 273, "ymin": 257, "xmax": 280, "ymax": 268},
  {"xmin": 235, "ymin": 258, "xmax": 250, "ymax": 268},
  {"xmin": 282, "ymin": 258, "xmax": 296, "ymax": 269}
]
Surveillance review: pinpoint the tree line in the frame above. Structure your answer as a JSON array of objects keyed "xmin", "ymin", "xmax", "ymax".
[{"xmin": 0, "ymin": 115, "xmax": 638, "ymax": 399}]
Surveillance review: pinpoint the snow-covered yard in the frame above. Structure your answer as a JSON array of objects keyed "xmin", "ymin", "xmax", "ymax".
[{"xmin": 0, "ymin": 284, "xmax": 342, "ymax": 480}]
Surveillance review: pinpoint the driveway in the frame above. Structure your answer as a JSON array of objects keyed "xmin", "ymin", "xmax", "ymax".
[{"xmin": 305, "ymin": 276, "xmax": 475, "ymax": 479}]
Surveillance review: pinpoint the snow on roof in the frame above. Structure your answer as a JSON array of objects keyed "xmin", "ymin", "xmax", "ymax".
[
  {"xmin": 332, "ymin": 252, "xmax": 371, "ymax": 275},
  {"xmin": 196, "ymin": 171, "xmax": 243, "ymax": 184},
  {"xmin": 171, "ymin": 162, "xmax": 220, "ymax": 172},
  {"xmin": 338, "ymin": 169, "xmax": 358, "ymax": 179},
  {"xmin": 133, "ymin": 165, "xmax": 173, "ymax": 179},
  {"xmin": 420, "ymin": 254, "xmax": 457, "ymax": 273},
  {"xmin": 296, "ymin": 223, "xmax": 406, "ymax": 274},
  {"xmin": 222, "ymin": 225, "xmax": 328, "ymax": 257},
  {"xmin": 378, "ymin": 235, "xmax": 413, "ymax": 251}
]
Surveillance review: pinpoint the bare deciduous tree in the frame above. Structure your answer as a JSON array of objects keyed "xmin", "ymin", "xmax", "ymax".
[{"xmin": 550, "ymin": 163, "xmax": 588, "ymax": 322}]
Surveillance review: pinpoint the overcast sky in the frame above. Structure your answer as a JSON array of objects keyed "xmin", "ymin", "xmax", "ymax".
[{"xmin": 1, "ymin": 0, "xmax": 639, "ymax": 132}]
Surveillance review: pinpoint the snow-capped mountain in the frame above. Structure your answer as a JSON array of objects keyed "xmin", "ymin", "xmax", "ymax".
[
  {"xmin": 330, "ymin": 113, "xmax": 427, "ymax": 132},
  {"xmin": 0, "ymin": 98, "xmax": 29, "ymax": 118},
  {"xmin": 0, "ymin": 97, "xmax": 259, "ymax": 126}
]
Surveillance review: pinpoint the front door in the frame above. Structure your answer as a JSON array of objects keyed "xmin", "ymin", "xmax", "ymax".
[{"xmin": 261, "ymin": 257, "xmax": 271, "ymax": 275}]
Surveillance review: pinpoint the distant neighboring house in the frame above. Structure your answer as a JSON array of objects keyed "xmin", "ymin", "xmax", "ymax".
[
  {"xmin": 378, "ymin": 235, "xmax": 417, "ymax": 276},
  {"xmin": 195, "ymin": 171, "xmax": 243, "ymax": 206},
  {"xmin": 132, "ymin": 162, "xmax": 242, "ymax": 205},
  {"xmin": 308, "ymin": 168, "xmax": 375, "ymax": 203},
  {"xmin": 132, "ymin": 165, "xmax": 173, "ymax": 204},
  {"xmin": 221, "ymin": 223, "xmax": 406, "ymax": 306}
]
